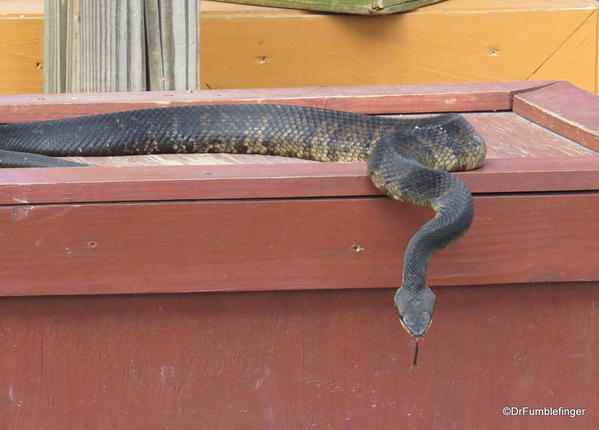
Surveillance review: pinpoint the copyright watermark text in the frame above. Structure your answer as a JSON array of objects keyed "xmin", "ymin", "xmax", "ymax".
[{"xmin": 502, "ymin": 407, "xmax": 586, "ymax": 418}]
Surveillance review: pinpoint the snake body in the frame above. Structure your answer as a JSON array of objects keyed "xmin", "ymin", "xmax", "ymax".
[{"xmin": 0, "ymin": 104, "xmax": 486, "ymax": 337}]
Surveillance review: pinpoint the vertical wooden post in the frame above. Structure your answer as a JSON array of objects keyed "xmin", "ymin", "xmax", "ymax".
[{"xmin": 44, "ymin": 0, "xmax": 199, "ymax": 93}]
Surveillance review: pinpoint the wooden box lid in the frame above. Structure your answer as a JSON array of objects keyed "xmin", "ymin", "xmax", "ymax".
[{"xmin": 0, "ymin": 81, "xmax": 597, "ymax": 296}]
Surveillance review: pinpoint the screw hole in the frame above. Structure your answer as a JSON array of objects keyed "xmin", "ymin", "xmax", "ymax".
[{"xmin": 351, "ymin": 243, "xmax": 365, "ymax": 253}]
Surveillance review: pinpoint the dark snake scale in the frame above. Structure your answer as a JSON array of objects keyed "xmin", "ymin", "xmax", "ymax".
[{"xmin": 0, "ymin": 104, "xmax": 486, "ymax": 337}]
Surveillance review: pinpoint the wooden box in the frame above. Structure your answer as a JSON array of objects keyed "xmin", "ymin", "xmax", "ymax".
[
  {"xmin": 212, "ymin": 0, "xmax": 444, "ymax": 14},
  {"xmin": 0, "ymin": 81, "xmax": 598, "ymax": 429}
]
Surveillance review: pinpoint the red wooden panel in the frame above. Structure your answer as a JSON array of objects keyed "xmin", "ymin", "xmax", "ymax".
[
  {"xmin": 0, "ymin": 193, "xmax": 597, "ymax": 296},
  {"xmin": 513, "ymin": 81, "xmax": 599, "ymax": 151},
  {"xmin": 0, "ymin": 81, "xmax": 597, "ymax": 430},
  {"xmin": 0, "ymin": 157, "xmax": 598, "ymax": 205},
  {"xmin": 0, "ymin": 81, "xmax": 555, "ymax": 122},
  {"xmin": 1, "ymin": 285, "xmax": 596, "ymax": 429}
]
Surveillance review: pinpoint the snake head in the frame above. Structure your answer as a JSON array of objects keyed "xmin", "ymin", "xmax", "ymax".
[{"xmin": 395, "ymin": 286, "xmax": 435, "ymax": 338}]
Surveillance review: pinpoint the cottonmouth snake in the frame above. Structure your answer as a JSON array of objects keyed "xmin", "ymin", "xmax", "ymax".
[{"xmin": 0, "ymin": 104, "xmax": 486, "ymax": 337}]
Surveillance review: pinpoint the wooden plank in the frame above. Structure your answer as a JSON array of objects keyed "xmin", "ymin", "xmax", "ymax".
[
  {"xmin": 211, "ymin": 0, "xmax": 444, "ymax": 15},
  {"xmin": 0, "ymin": 193, "xmax": 597, "ymax": 296},
  {"xmin": 459, "ymin": 112, "xmax": 596, "ymax": 158},
  {"xmin": 0, "ymin": 0, "xmax": 43, "ymax": 15},
  {"xmin": 0, "ymin": 16, "xmax": 44, "ymax": 94},
  {"xmin": 513, "ymin": 81, "xmax": 599, "ymax": 151},
  {"xmin": 1, "ymin": 157, "xmax": 598, "ymax": 205},
  {"xmin": 200, "ymin": 1, "xmax": 597, "ymax": 92},
  {"xmin": 1, "ymin": 284, "xmax": 596, "ymax": 429},
  {"xmin": 43, "ymin": 0, "xmax": 198, "ymax": 93},
  {"xmin": 527, "ymin": 8, "xmax": 597, "ymax": 93},
  {"xmin": 1, "ymin": 1, "xmax": 597, "ymax": 95},
  {"xmin": 0, "ymin": 81, "xmax": 555, "ymax": 122}
]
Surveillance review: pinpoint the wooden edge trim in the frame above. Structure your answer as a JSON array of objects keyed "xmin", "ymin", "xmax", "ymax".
[
  {"xmin": 0, "ymin": 156, "xmax": 597, "ymax": 205},
  {"xmin": 0, "ymin": 81, "xmax": 557, "ymax": 122},
  {"xmin": 513, "ymin": 81, "xmax": 599, "ymax": 152},
  {"xmin": 0, "ymin": 193, "xmax": 597, "ymax": 297}
]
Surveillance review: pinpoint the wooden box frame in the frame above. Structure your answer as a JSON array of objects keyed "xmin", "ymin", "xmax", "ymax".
[{"xmin": 0, "ymin": 81, "xmax": 597, "ymax": 429}]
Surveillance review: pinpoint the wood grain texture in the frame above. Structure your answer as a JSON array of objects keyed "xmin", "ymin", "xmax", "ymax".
[
  {"xmin": 1, "ymin": 284, "xmax": 597, "ymax": 429},
  {"xmin": 0, "ymin": 16, "xmax": 44, "ymax": 94},
  {"xmin": 44, "ymin": 0, "xmax": 198, "ymax": 93},
  {"xmin": 461, "ymin": 112, "xmax": 595, "ymax": 158},
  {"xmin": 0, "ymin": 81, "xmax": 555, "ymax": 122},
  {"xmin": 211, "ymin": 0, "xmax": 444, "ymax": 15},
  {"xmin": 1, "ymin": 1, "xmax": 597, "ymax": 94},
  {"xmin": 1, "ymin": 156, "xmax": 599, "ymax": 205},
  {"xmin": 0, "ymin": 193, "xmax": 597, "ymax": 296},
  {"xmin": 513, "ymin": 81, "xmax": 599, "ymax": 151},
  {"xmin": 200, "ymin": 0, "xmax": 597, "ymax": 92},
  {"xmin": 527, "ymin": 8, "xmax": 597, "ymax": 92}
]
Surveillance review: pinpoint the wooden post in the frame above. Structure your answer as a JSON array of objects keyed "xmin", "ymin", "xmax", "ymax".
[{"xmin": 44, "ymin": 0, "xmax": 199, "ymax": 93}]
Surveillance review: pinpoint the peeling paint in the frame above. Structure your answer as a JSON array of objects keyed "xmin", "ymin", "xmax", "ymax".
[{"xmin": 11, "ymin": 205, "xmax": 33, "ymax": 221}]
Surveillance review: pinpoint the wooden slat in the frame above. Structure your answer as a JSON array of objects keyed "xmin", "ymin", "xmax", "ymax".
[
  {"xmin": 2, "ymin": 284, "xmax": 595, "ymax": 429},
  {"xmin": 0, "ymin": 193, "xmax": 597, "ymax": 296},
  {"xmin": 2, "ymin": 1, "xmax": 597, "ymax": 95},
  {"xmin": 43, "ymin": 0, "xmax": 198, "ymax": 93},
  {"xmin": 0, "ymin": 16, "xmax": 44, "ymax": 94},
  {"xmin": 0, "ymin": 157, "xmax": 598, "ymax": 205},
  {"xmin": 462, "ymin": 112, "xmax": 597, "ymax": 158},
  {"xmin": 1, "ymin": 285, "xmax": 596, "ymax": 429},
  {"xmin": 513, "ymin": 81, "xmax": 599, "ymax": 151},
  {"xmin": 211, "ymin": 0, "xmax": 444, "ymax": 15},
  {"xmin": 0, "ymin": 81, "xmax": 556, "ymax": 123},
  {"xmin": 200, "ymin": 1, "xmax": 597, "ymax": 93}
]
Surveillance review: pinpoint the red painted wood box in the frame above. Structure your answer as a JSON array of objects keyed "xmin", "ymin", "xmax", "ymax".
[{"xmin": 0, "ymin": 81, "xmax": 597, "ymax": 429}]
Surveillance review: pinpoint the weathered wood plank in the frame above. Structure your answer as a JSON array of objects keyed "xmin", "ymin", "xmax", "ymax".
[
  {"xmin": 0, "ymin": 193, "xmax": 597, "ymax": 296},
  {"xmin": 0, "ymin": 157, "xmax": 598, "ymax": 205},
  {"xmin": 0, "ymin": 81, "xmax": 556, "ymax": 123},
  {"xmin": 513, "ymin": 81, "xmax": 599, "ymax": 152},
  {"xmin": 1, "ymin": 285, "xmax": 596, "ymax": 429},
  {"xmin": 43, "ymin": 0, "xmax": 198, "ymax": 93},
  {"xmin": 462, "ymin": 112, "xmax": 597, "ymax": 158}
]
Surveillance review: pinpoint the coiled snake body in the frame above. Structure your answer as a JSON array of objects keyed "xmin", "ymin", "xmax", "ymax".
[{"xmin": 0, "ymin": 104, "xmax": 486, "ymax": 337}]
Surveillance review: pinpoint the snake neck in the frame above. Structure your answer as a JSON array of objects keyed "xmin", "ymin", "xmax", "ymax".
[{"xmin": 367, "ymin": 132, "xmax": 475, "ymax": 337}]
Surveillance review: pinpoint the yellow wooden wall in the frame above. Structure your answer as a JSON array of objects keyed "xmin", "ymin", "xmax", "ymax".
[{"xmin": 0, "ymin": 0, "xmax": 597, "ymax": 95}]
